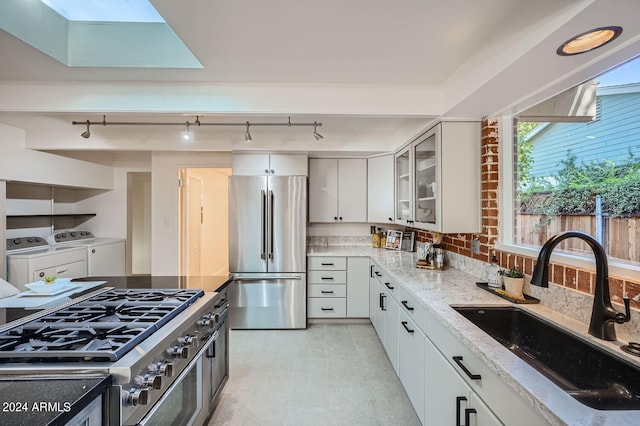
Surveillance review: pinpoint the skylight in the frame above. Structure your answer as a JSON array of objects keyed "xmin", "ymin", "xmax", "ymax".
[
  {"xmin": 41, "ymin": 0, "xmax": 164, "ymax": 23},
  {"xmin": 0, "ymin": 1, "xmax": 202, "ymax": 68}
]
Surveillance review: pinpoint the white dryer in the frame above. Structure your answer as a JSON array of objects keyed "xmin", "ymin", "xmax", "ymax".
[
  {"xmin": 47, "ymin": 231, "xmax": 126, "ymax": 277},
  {"xmin": 6, "ymin": 237, "xmax": 88, "ymax": 291}
]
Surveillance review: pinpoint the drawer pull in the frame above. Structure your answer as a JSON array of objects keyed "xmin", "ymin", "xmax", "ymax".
[
  {"xmin": 465, "ymin": 408, "xmax": 477, "ymax": 426},
  {"xmin": 320, "ymin": 290, "xmax": 334, "ymax": 294},
  {"xmin": 321, "ymin": 276, "xmax": 334, "ymax": 280},
  {"xmin": 453, "ymin": 356, "xmax": 482, "ymax": 380},
  {"xmin": 456, "ymin": 396, "xmax": 467, "ymax": 426},
  {"xmin": 321, "ymin": 262, "xmax": 334, "ymax": 266},
  {"xmin": 379, "ymin": 293, "xmax": 386, "ymax": 311},
  {"xmin": 401, "ymin": 300, "xmax": 414, "ymax": 311},
  {"xmin": 375, "ymin": 271, "xmax": 382, "ymax": 277},
  {"xmin": 321, "ymin": 307, "xmax": 334, "ymax": 311},
  {"xmin": 370, "ymin": 264, "xmax": 375, "ymax": 278},
  {"xmin": 384, "ymin": 282, "xmax": 394, "ymax": 290},
  {"xmin": 401, "ymin": 321, "xmax": 414, "ymax": 334}
]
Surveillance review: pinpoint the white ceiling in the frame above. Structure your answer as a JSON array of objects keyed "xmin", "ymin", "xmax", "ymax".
[{"xmin": 1, "ymin": 0, "xmax": 640, "ymax": 158}]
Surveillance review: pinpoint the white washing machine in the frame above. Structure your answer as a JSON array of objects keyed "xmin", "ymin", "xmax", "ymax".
[
  {"xmin": 6, "ymin": 237, "xmax": 88, "ymax": 291},
  {"xmin": 47, "ymin": 231, "xmax": 126, "ymax": 277}
]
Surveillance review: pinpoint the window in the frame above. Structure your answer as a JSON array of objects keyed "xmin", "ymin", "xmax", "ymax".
[{"xmin": 510, "ymin": 56, "xmax": 640, "ymax": 271}]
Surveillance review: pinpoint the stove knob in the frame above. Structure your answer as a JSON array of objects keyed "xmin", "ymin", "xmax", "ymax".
[
  {"xmin": 127, "ymin": 386, "xmax": 150, "ymax": 406},
  {"xmin": 12, "ymin": 239, "xmax": 21, "ymax": 245},
  {"xmin": 143, "ymin": 373, "xmax": 162, "ymax": 389},
  {"xmin": 168, "ymin": 344, "xmax": 189, "ymax": 359},
  {"xmin": 179, "ymin": 334, "xmax": 197, "ymax": 347},
  {"xmin": 198, "ymin": 314, "xmax": 213, "ymax": 327},
  {"xmin": 156, "ymin": 361, "xmax": 174, "ymax": 377}
]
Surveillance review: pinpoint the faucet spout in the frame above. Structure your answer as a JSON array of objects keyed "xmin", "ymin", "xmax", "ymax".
[{"xmin": 530, "ymin": 231, "xmax": 630, "ymax": 341}]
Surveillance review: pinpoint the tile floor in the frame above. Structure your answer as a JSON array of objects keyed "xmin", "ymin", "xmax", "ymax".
[{"xmin": 208, "ymin": 323, "xmax": 421, "ymax": 426}]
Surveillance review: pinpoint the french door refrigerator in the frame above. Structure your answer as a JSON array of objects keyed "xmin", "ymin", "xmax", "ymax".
[{"xmin": 228, "ymin": 175, "xmax": 307, "ymax": 329}]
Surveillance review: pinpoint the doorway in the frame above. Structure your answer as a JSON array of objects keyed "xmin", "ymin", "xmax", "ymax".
[{"xmin": 179, "ymin": 168, "xmax": 232, "ymax": 277}]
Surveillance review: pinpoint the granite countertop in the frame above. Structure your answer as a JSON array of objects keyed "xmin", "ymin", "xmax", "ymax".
[
  {"xmin": 308, "ymin": 246, "xmax": 640, "ymax": 426},
  {"xmin": 0, "ymin": 375, "xmax": 111, "ymax": 425}
]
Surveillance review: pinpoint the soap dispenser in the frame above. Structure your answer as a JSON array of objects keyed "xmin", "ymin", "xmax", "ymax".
[{"xmin": 488, "ymin": 255, "xmax": 502, "ymax": 288}]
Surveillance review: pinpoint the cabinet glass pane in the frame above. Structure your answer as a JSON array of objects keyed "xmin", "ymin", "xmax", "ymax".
[
  {"xmin": 396, "ymin": 150, "xmax": 411, "ymax": 221},
  {"xmin": 414, "ymin": 135, "xmax": 436, "ymax": 225}
]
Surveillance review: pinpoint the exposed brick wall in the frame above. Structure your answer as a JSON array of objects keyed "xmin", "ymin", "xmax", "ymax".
[{"xmin": 409, "ymin": 118, "xmax": 640, "ymax": 310}]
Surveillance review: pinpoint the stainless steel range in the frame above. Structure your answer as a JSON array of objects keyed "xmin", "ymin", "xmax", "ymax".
[{"xmin": 0, "ymin": 287, "xmax": 229, "ymax": 425}]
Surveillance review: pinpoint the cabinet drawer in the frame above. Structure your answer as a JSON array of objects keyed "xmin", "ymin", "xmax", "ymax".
[
  {"xmin": 308, "ymin": 284, "xmax": 347, "ymax": 298},
  {"xmin": 308, "ymin": 298, "xmax": 347, "ymax": 318},
  {"xmin": 374, "ymin": 270, "xmax": 398, "ymax": 296},
  {"xmin": 308, "ymin": 257, "xmax": 347, "ymax": 271},
  {"xmin": 397, "ymin": 286, "xmax": 425, "ymax": 333},
  {"xmin": 308, "ymin": 270, "xmax": 347, "ymax": 284}
]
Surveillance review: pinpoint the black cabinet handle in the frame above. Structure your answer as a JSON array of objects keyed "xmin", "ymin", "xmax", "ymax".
[
  {"xmin": 388, "ymin": 217, "xmax": 393, "ymax": 221},
  {"xmin": 321, "ymin": 262, "xmax": 334, "ymax": 266},
  {"xmin": 453, "ymin": 356, "xmax": 482, "ymax": 380},
  {"xmin": 339, "ymin": 216, "xmax": 343, "ymax": 221},
  {"xmin": 370, "ymin": 264, "xmax": 375, "ymax": 278},
  {"xmin": 456, "ymin": 396, "xmax": 467, "ymax": 426},
  {"xmin": 379, "ymin": 293, "xmax": 386, "ymax": 311},
  {"xmin": 465, "ymin": 408, "xmax": 477, "ymax": 425},
  {"xmin": 384, "ymin": 282, "xmax": 394, "ymax": 290},
  {"xmin": 401, "ymin": 321, "xmax": 414, "ymax": 334},
  {"xmin": 321, "ymin": 276, "xmax": 334, "ymax": 280},
  {"xmin": 401, "ymin": 300, "xmax": 414, "ymax": 311},
  {"xmin": 334, "ymin": 216, "xmax": 338, "ymax": 221},
  {"xmin": 321, "ymin": 307, "xmax": 334, "ymax": 311},
  {"xmin": 375, "ymin": 271, "xmax": 382, "ymax": 277},
  {"xmin": 320, "ymin": 290, "xmax": 334, "ymax": 294}
]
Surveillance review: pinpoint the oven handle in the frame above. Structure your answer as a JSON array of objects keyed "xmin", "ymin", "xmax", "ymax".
[
  {"xmin": 206, "ymin": 330, "xmax": 220, "ymax": 358},
  {"xmin": 137, "ymin": 329, "xmax": 218, "ymax": 426}
]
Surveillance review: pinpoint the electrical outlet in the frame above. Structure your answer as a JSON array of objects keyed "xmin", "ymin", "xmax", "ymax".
[{"xmin": 470, "ymin": 238, "xmax": 480, "ymax": 254}]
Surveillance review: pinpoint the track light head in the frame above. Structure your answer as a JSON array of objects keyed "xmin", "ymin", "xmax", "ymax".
[
  {"xmin": 245, "ymin": 121, "xmax": 252, "ymax": 142},
  {"xmin": 313, "ymin": 122, "xmax": 323, "ymax": 141},
  {"xmin": 81, "ymin": 120, "xmax": 91, "ymax": 139},
  {"xmin": 180, "ymin": 121, "xmax": 193, "ymax": 143}
]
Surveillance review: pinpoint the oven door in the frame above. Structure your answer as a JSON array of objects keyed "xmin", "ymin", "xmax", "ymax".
[{"xmin": 137, "ymin": 332, "xmax": 216, "ymax": 426}]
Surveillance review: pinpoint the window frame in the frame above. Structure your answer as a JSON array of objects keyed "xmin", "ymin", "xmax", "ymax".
[{"xmin": 494, "ymin": 116, "xmax": 640, "ymax": 281}]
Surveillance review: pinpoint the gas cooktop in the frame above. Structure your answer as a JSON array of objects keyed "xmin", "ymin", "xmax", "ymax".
[{"xmin": 0, "ymin": 288, "xmax": 204, "ymax": 362}]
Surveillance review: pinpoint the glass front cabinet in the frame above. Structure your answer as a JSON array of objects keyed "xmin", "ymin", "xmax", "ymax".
[
  {"xmin": 395, "ymin": 121, "xmax": 481, "ymax": 233},
  {"xmin": 395, "ymin": 146, "xmax": 413, "ymax": 225}
]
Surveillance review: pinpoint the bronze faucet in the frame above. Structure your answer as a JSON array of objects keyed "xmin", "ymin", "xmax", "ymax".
[{"xmin": 530, "ymin": 231, "xmax": 630, "ymax": 341}]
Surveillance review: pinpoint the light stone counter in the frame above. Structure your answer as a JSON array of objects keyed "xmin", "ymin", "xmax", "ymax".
[{"xmin": 307, "ymin": 246, "xmax": 640, "ymax": 426}]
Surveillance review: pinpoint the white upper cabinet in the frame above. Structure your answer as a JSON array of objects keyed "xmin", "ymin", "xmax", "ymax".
[
  {"xmin": 309, "ymin": 158, "xmax": 367, "ymax": 223},
  {"xmin": 232, "ymin": 154, "xmax": 308, "ymax": 176},
  {"xmin": 367, "ymin": 154, "xmax": 395, "ymax": 224},
  {"xmin": 396, "ymin": 121, "xmax": 481, "ymax": 233}
]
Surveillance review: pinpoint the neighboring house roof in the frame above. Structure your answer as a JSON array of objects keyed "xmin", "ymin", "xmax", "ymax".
[{"xmin": 525, "ymin": 84, "xmax": 640, "ymax": 179}]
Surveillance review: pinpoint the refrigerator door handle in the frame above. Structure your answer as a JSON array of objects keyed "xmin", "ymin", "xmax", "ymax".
[
  {"xmin": 260, "ymin": 190, "xmax": 266, "ymax": 260},
  {"xmin": 231, "ymin": 274, "xmax": 303, "ymax": 281},
  {"xmin": 268, "ymin": 189, "xmax": 274, "ymax": 261}
]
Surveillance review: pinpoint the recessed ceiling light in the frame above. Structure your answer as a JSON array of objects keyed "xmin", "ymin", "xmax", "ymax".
[{"xmin": 557, "ymin": 26, "xmax": 623, "ymax": 56}]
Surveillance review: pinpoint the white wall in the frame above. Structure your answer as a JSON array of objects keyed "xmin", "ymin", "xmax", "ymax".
[
  {"xmin": 152, "ymin": 152, "xmax": 232, "ymax": 275},
  {"xmin": 0, "ymin": 123, "xmax": 113, "ymax": 189}
]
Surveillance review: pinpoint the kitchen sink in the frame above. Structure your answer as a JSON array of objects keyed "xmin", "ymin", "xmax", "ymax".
[{"xmin": 453, "ymin": 306, "xmax": 640, "ymax": 410}]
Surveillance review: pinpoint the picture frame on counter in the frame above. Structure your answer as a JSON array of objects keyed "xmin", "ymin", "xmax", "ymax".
[{"xmin": 385, "ymin": 230, "xmax": 402, "ymax": 250}]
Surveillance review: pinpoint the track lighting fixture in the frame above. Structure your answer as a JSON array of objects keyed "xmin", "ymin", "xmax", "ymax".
[
  {"xmin": 180, "ymin": 121, "xmax": 193, "ymax": 143},
  {"xmin": 81, "ymin": 120, "xmax": 91, "ymax": 139},
  {"xmin": 313, "ymin": 122, "xmax": 323, "ymax": 141},
  {"xmin": 71, "ymin": 116, "xmax": 324, "ymax": 142},
  {"xmin": 244, "ymin": 121, "xmax": 252, "ymax": 142}
]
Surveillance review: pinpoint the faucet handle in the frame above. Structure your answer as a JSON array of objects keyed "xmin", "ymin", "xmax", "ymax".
[{"xmin": 615, "ymin": 296, "xmax": 631, "ymax": 324}]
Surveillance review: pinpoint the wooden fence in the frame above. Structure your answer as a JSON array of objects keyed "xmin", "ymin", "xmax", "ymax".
[{"xmin": 515, "ymin": 214, "xmax": 640, "ymax": 262}]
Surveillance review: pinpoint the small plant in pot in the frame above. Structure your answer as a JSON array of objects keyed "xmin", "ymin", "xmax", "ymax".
[{"xmin": 499, "ymin": 267, "xmax": 525, "ymax": 298}]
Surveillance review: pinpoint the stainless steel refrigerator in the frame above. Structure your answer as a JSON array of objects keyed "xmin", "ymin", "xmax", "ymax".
[{"xmin": 228, "ymin": 175, "xmax": 307, "ymax": 329}]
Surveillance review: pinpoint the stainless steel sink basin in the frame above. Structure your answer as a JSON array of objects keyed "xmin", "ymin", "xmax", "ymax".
[{"xmin": 453, "ymin": 306, "xmax": 640, "ymax": 410}]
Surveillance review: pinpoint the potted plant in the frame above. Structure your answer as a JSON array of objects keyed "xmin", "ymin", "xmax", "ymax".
[{"xmin": 499, "ymin": 267, "xmax": 525, "ymax": 298}]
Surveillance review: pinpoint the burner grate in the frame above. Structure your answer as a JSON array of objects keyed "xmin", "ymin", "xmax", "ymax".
[{"xmin": 0, "ymin": 288, "xmax": 204, "ymax": 361}]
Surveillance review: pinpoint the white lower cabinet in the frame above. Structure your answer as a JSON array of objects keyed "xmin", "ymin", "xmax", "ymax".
[
  {"xmin": 369, "ymin": 274, "xmax": 399, "ymax": 374},
  {"xmin": 425, "ymin": 336, "xmax": 500, "ymax": 426},
  {"xmin": 347, "ymin": 257, "xmax": 370, "ymax": 317},
  {"xmin": 369, "ymin": 262, "xmax": 384, "ymax": 340},
  {"xmin": 398, "ymin": 311, "xmax": 425, "ymax": 424}
]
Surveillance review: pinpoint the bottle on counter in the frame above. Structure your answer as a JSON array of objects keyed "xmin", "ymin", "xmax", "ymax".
[
  {"xmin": 380, "ymin": 230, "xmax": 387, "ymax": 248},
  {"xmin": 488, "ymin": 255, "xmax": 502, "ymax": 288},
  {"xmin": 372, "ymin": 228, "xmax": 381, "ymax": 248}
]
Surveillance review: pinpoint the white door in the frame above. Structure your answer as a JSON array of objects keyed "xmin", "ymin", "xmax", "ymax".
[
  {"xmin": 186, "ymin": 175, "xmax": 202, "ymax": 277},
  {"xmin": 309, "ymin": 158, "xmax": 338, "ymax": 222},
  {"xmin": 337, "ymin": 158, "xmax": 367, "ymax": 222},
  {"xmin": 367, "ymin": 154, "xmax": 395, "ymax": 224}
]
